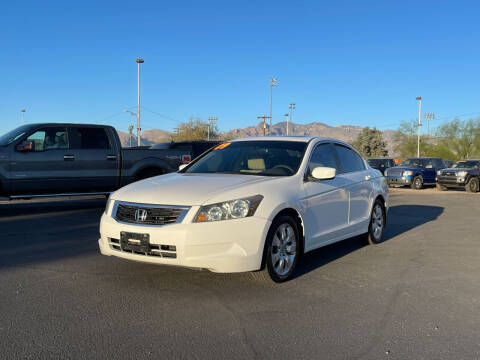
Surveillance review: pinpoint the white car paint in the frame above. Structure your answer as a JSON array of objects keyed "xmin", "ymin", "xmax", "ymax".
[{"xmin": 98, "ymin": 136, "xmax": 389, "ymax": 274}]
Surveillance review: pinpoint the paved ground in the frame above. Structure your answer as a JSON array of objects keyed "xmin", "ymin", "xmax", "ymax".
[{"xmin": 1, "ymin": 190, "xmax": 480, "ymax": 359}]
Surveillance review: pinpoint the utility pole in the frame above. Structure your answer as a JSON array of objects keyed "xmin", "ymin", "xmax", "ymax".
[
  {"xmin": 269, "ymin": 77, "xmax": 278, "ymax": 135},
  {"xmin": 136, "ymin": 58, "xmax": 144, "ymax": 146},
  {"xmin": 257, "ymin": 115, "xmax": 271, "ymax": 136},
  {"xmin": 207, "ymin": 117, "xmax": 218, "ymax": 141},
  {"xmin": 423, "ymin": 113, "xmax": 435, "ymax": 136},
  {"xmin": 288, "ymin": 102, "xmax": 296, "ymax": 136},
  {"xmin": 283, "ymin": 113, "xmax": 289, "ymax": 135},
  {"xmin": 21, "ymin": 109, "xmax": 25, "ymax": 125},
  {"xmin": 416, "ymin": 96, "xmax": 422, "ymax": 157}
]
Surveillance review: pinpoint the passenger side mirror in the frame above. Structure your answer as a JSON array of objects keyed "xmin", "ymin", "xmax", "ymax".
[
  {"xmin": 16, "ymin": 141, "xmax": 34, "ymax": 152},
  {"xmin": 310, "ymin": 167, "xmax": 336, "ymax": 181},
  {"xmin": 178, "ymin": 164, "xmax": 188, "ymax": 171}
]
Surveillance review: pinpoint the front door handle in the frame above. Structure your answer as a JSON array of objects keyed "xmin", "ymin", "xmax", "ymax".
[
  {"xmin": 365, "ymin": 175, "xmax": 371, "ymax": 181},
  {"xmin": 106, "ymin": 155, "xmax": 117, "ymax": 161},
  {"xmin": 64, "ymin": 155, "xmax": 75, "ymax": 161}
]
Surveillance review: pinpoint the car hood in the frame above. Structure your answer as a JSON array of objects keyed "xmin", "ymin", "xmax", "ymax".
[{"xmin": 111, "ymin": 173, "xmax": 276, "ymax": 206}]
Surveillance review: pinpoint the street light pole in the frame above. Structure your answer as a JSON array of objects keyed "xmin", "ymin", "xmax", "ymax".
[
  {"xmin": 136, "ymin": 58, "xmax": 144, "ymax": 146},
  {"xmin": 21, "ymin": 109, "xmax": 25, "ymax": 125},
  {"xmin": 269, "ymin": 77, "xmax": 278, "ymax": 135},
  {"xmin": 207, "ymin": 117, "xmax": 218, "ymax": 141},
  {"xmin": 416, "ymin": 96, "xmax": 422, "ymax": 157},
  {"xmin": 288, "ymin": 102, "xmax": 295, "ymax": 136},
  {"xmin": 424, "ymin": 113, "xmax": 435, "ymax": 136}
]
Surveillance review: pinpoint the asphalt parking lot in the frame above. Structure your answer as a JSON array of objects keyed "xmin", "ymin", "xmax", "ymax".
[{"xmin": 1, "ymin": 189, "xmax": 479, "ymax": 360}]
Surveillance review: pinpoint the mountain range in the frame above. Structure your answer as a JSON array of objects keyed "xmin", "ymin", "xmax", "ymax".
[{"xmin": 117, "ymin": 121, "xmax": 397, "ymax": 155}]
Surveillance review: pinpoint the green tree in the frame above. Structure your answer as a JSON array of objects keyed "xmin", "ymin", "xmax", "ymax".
[
  {"xmin": 171, "ymin": 117, "xmax": 218, "ymax": 141},
  {"xmin": 351, "ymin": 127, "xmax": 388, "ymax": 158},
  {"xmin": 393, "ymin": 120, "xmax": 431, "ymax": 158},
  {"xmin": 432, "ymin": 118, "xmax": 480, "ymax": 160}
]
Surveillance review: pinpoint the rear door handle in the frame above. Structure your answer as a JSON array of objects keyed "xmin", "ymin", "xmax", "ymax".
[
  {"xmin": 64, "ymin": 155, "xmax": 75, "ymax": 161},
  {"xmin": 106, "ymin": 155, "xmax": 117, "ymax": 160}
]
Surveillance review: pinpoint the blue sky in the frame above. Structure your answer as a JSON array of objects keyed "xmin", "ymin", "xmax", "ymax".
[{"xmin": 1, "ymin": 0, "xmax": 479, "ymax": 135}]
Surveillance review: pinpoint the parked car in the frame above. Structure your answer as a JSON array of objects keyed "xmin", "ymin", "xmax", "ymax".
[
  {"xmin": 437, "ymin": 160, "xmax": 480, "ymax": 193},
  {"xmin": 385, "ymin": 157, "xmax": 446, "ymax": 190},
  {"xmin": 99, "ymin": 136, "xmax": 389, "ymax": 282},
  {"xmin": 444, "ymin": 160, "xmax": 455, "ymax": 168},
  {"xmin": 151, "ymin": 140, "xmax": 221, "ymax": 163},
  {"xmin": 0, "ymin": 123, "xmax": 200, "ymax": 199},
  {"xmin": 367, "ymin": 158, "xmax": 396, "ymax": 175}
]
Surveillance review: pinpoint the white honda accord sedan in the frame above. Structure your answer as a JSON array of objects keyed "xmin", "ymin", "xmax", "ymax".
[{"xmin": 99, "ymin": 136, "xmax": 389, "ymax": 282}]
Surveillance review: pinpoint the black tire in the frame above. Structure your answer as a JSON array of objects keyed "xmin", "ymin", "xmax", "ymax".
[
  {"xmin": 466, "ymin": 177, "xmax": 479, "ymax": 193},
  {"xmin": 135, "ymin": 167, "xmax": 166, "ymax": 181},
  {"xmin": 436, "ymin": 183, "xmax": 447, "ymax": 191},
  {"xmin": 260, "ymin": 215, "xmax": 300, "ymax": 283},
  {"xmin": 366, "ymin": 199, "xmax": 386, "ymax": 245},
  {"xmin": 411, "ymin": 175, "xmax": 423, "ymax": 190}
]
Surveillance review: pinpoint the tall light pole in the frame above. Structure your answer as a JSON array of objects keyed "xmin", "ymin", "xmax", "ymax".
[
  {"xmin": 207, "ymin": 117, "xmax": 218, "ymax": 141},
  {"xmin": 269, "ymin": 77, "xmax": 278, "ymax": 135},
  {"xmin": 136, "ymin": 58, "xmax": 144, "ymax": 146},
  {"xmin": 128, "ymin": 124, "xmax": 134, "ymax": 147},
  {"xmin": 283, "ymin": 113, "xmax": 289, "ymax": 135},
  {"xmin": 416, "ymin": 96, "xmax": 422, "ymax": 157},
  {"xmin": 21, "ymin": 109, "xmax": 25, "ymax": 125},
  {"xmin": 424, "ymin": 112, "xmax": 435, "ymax": 136},
  {"xmin": 288, "ymin": 102, "xmax": 296, "ymax": 136}
]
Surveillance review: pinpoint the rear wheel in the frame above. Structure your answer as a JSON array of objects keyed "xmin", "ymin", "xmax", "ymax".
[
  {"xmin": 261, "ymin": 215, "xmax": 300, "ymax": 283},
  {"xmin": 436, "ymin": 183, "xmax": 447, "ymax": 191},
  {"xmin": 366, "ymin": 200, "xmax": 386, "ymax": 245},
  {"xmin": 411, "ymin": 176, "xmax": 423, "ymax": 190},
  {"xmin": 466, "ymin": 177, "xmax": 479, "ymax": 193}
]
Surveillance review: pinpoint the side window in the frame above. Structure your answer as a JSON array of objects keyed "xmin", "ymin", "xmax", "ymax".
[
  {"xmin": 26, "ymin": 128, "xmax": 68, "ymax": 151},
  {"xmin": 425, "ymin": 159, "xmax": 434, "ymax": 169},
  {"xmin": 353, "ymin": 152, "xmax": 366, "ymax": 170},
  {"xmin": 70, "ymin": 127, "xmax": 110, "ymax": 149},
  {"xmin": 308, "ymin": 143, "xmax": 338, "ymax": 174},
  {"xmin": 334, "ymin": 145, "xmax": 362, "ymax": 173},
  {"xmin": 433, "ymin": 159, "xmax": 444, "ymax": 168}
]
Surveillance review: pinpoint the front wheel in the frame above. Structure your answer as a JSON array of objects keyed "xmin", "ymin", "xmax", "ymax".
[
  {"xmin": 411, "ymin": 176, "xmax": 423, "ymax": 190},
  {"xmin": 262, "ymin": 215, "xmax": 300, "ymax": 283},
  {"xmin": 466, "ymin": 177, "xmax": 479, "ymax": 193},
  {"xmin": 366, "ymin": 200, "xmax": 386, "ymax": 245}
]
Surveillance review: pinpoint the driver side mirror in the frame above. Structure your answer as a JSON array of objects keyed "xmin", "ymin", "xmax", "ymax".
[
  {"xmin": 16, "ymin": 141, "xmax": 34, "ymax": 152},
  {"xmin": 309, "ymin": 167, "xmax": 336, "ymax": 181}
]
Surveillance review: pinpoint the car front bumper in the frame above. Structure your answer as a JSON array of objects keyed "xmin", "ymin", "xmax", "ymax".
[
  {"xmin": 437, "ymin": 176, "xmax": 466, "ymax": 187},
  {"xmin": 386, "ymin": 175, "xmax": 413, "ymax": 186},
  {"xmin": 98, "ymin": 213, "xmax": 272, "ymax": 273}
]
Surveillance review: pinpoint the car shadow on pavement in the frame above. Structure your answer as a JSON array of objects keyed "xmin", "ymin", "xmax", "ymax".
[
  {"xmin": 0, "ymin": 198, "xmax": 106, "ymax": 270},
  {"xmin": 291, "ymin": 204, "xmax": 444, "ymax": 280}
]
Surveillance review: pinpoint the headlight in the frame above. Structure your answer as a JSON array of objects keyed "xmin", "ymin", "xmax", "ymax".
[
  {"xmin": 403, "ymin": 171, "xmax": 414, "ymax": 176},
  {"xmin": 194, "ymin": 195, "xmax": 263, "ymax": 223},
  {"xmin": 104, "ymin": 198, "xmax": 114, "ymax": 215},
  {"xmin": 457, "ymin": 171, "xmax": 467, "ymax": 177}
]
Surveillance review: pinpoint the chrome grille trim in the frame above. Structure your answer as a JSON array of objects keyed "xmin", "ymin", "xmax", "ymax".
[{"xmin": 112, "ymin": 201, "xmax": 190, "ymax": 226}]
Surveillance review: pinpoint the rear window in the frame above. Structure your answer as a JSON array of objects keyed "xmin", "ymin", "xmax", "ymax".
[{"xmin": 70, "ymin": 127, "xmax": 111, "ymax": 149}]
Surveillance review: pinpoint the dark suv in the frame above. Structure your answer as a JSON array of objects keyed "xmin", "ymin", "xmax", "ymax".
[
  {"xmin": 385, "ymin": 157, "xmax": 446, "ymax": 190},
  {"xmin": 437, "ymin": 160, "xmax": 480, "ymax": 193},
  {"xmin": 367, "ymin": 158, "xmax": 396, "ymax": 175}
]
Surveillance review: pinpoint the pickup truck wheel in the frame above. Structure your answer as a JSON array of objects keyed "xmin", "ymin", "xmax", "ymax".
[
  {"xmin": 466, "ymin": 177, "xmax": 479, "ymax": 193},
  {"xmin": 436, "ymin": 183, "xmax": 447, "ymax": 191},
  {"xmin": 260, "ymin": 215, "xmax": 300, "ymax": 283},
  {"xmin": 411, "ymin": 176, "xmax": 423, "ymax": 190}
]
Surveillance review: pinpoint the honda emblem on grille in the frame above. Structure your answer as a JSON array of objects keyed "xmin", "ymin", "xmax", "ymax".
[{"xmin": 135, "ymin": 209, "xmax": 148, "ymax": 222}]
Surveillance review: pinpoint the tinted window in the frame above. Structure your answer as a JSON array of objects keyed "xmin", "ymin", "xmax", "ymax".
[
  {"xmin": 26, "ymin": 127, "xmax": 68, "ymax": 151},
  {"xmin": 433, "ymin": 159, "xmax": 444, "ymax": 168},
  {"xmin": 71, "ymin": 127, "xmax": 110, "ymax": 149},
  {"xmin": 184, "ymin": 141, "xmax": 307, "ymax": 176},
  {"xmin": 353, "ymin": 152, "xmax": 366, "ymax": 170},
  {"xmin": 308, "ymin": 143, "xmax": 338, "ymax": 174},
  {"xmin": 334, "ymin": 145, "xmax": 362, "ymax": 173}
]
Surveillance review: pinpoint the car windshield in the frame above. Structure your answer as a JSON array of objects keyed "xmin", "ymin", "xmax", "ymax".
[
  {"xmin": 452, "ymin": 161, "xmax": 479, "ymax": 168},
  {"xmin": 399, "ymin": 158, "xmax": 424, "ymax": 167},
  {"xmin": 368, "ymin": 159, "xmax": 383, "ymax": 166},
  {"xmin": 183, "ymin": 140, "xmax": 307, "ymax": 176},
  {"xmin": 0, "ymin": 125, "xmax": 31, "ymax": 146}
]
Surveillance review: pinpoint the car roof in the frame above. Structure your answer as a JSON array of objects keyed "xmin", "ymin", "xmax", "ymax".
[
  {"xmin": 231, "ymin": 135, "xmax": 349, "ymax": 145},
  {"xmin": 22, "ymin": 123, "xmax": 111, "ymax": 128}
]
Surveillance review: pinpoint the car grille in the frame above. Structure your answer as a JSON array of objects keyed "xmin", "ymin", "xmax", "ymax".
[
  {"xmin": 115, "ymin": 203, "xmax": 187, "ymax": 225},
  {"xmin": 443, "ymin": 171, "xmax": 456, "ymax": 177},
  {"xmin": 387, "ymin": 169, "xmax": 403, "ymax": 177}
]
